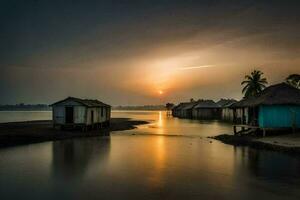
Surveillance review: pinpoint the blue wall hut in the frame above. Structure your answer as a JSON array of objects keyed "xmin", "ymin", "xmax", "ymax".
[
  {"xmin": 259, "ymin": 105, "xmax": 300, "ymax": 128},
  {"xmin": 232, "ymin": 83, "xmax": 300, "ymax": 129}
]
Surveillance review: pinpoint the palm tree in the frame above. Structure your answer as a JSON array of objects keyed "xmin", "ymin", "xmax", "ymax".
[
  {"xmin": 286, "ymin": 74, "xmax": 300, "ymax": 89},
  {"xmin": 241, "ymin": 70, "xmax": 268, "ymax": 98}
]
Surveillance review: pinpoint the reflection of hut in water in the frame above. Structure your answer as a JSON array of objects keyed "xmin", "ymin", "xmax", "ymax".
[
  {"xmin": 235, "ymin": 146, "xmax": 300, "ymax": 180},
  {"xmin": 51, "ymin": 138, "xmax": 111, "ymax": 179}
]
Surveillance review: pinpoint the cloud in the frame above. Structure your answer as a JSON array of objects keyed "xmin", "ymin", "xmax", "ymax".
[{"xmin": 177, "ymin": 65, "xmax": 215, "ymax": 70}]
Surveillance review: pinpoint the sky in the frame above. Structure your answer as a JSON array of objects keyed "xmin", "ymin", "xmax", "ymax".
[{"xmin": 0, "ymin": 0, "xmax": 299, "ymax": 105}]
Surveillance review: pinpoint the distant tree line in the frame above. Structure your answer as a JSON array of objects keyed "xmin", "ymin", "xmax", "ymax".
[
  {"xmin": 113, "ymin": 105, "xmax": 167, "ymax": 111},
  {"xmin": 0, "ymin": 103, "xmax": 51, "ymax": 111}
]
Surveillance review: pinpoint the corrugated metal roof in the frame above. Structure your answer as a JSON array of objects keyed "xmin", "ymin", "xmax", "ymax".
[
  {"xmin": 194, "ymin": 100, "xmax": 219, "ymax": 109},
  {"xmin": 51, "ymin": 97, "xmax": 111, "ymax": 107},
  {"xmin": 181, "ymin": 102, "xmax": 199, "ymax": 110},
  {"xmin": 216, "ymin": 99, "xmax": 237, "ymax": 107}
]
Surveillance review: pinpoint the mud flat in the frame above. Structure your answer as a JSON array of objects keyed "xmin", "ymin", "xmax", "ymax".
[
  {"xmin": 0, "ymin": 118, "xmax": 149, "ymax": 148},
  {"xmin": 211, "ymin": 133, "xmax": 300, "ymax": 155}
]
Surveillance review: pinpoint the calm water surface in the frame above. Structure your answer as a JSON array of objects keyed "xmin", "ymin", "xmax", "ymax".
[{"xmin": 0, "ymin": 111, "xmax": 300, "ymax": 199}]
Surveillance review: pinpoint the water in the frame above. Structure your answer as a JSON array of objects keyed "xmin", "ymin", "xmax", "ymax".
[
  {"xmin": 0, "ymin": 111, "xmax": 52, "ymax": 123},
  {"xmin": 0, "ymin": 111, "xmax": 300, "ymax": 199}
]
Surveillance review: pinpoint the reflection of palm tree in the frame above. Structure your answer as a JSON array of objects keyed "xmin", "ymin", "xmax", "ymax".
[
  {"xmin": 286, "ymin": 74, "xmax": 300, "ymax": 89},
  {"xmin": 241, "ymin": 70, "xmax": 268, "ymax": 98}
]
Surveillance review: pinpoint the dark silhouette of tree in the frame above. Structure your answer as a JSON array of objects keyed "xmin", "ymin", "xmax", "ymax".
[
  {"xmin": 241, "ymin": 70, "xmax": 268, "ymax": 98},
  {"xmin": 165, "ymin": 103, "xmax": 174, "ymax": 110},
  {"xmin": 286, "ymin": 74, "xmax": 300, "ymax": 89}
]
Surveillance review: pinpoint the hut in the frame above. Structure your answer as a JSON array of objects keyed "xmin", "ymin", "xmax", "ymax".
[
  {"xmin": 172, "ymin": 102, "xmax": 197, "ymax": 118},
  {"xmin": 192, "ymin": 100, "xmax": 220, "ymax": 120},
  {"xmin": 51, "ymin": 97, "xmax": 111, "ymax": 130},
  {"xmin": 171, "ymin": 104, "xmax": 183, "ymax": 117},
  {"xmin": 217, "ymin": 99, "xmax": 237, "ymax": 122},
  {"xmin": 181, "ymin": 101, "xmax": 199, "ymax": 118},
  {"xmin": 172, "ymin": 103, "xmax": 186, "ymax": 117},
  {"xmin": 231, "ymin": 83, "xmax": 300, "ymax": 135}
]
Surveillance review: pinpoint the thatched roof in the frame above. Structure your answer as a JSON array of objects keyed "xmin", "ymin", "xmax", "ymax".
[
  {"xmin": 173, "ymin": 101, "xmax": 199, "ymax": 110},
  {"xmin": 173, "ymin": 102, "xmax": 189, "ymax": 110},
  {"xmin": 231, "ymin": 83, "xmax": 300, "ymax": 108},
  {"xmin": 51, "ymin": 97, "xmax": 111, "ymax": 107},
  {"xmin": 216, "ymin": 99, "xmax": 237, "ymax": 107},
  {"xmin": 194, "ymin": 100, "xmax": 219, "ymax": 109},
  {"xmin": 182, "ymin": 102, "xmax": 199, "ymax": 110}
]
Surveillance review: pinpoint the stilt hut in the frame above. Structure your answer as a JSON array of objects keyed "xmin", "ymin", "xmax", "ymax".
[
  {"xmin": 192, "ymin": 100, "xmax": 220, "ymax": 120},
  {"xmin": 172, "ymin": 102, "xmax": 198, "ymax": 118},
  {"xmin": 217, "ymin": 99, "xmax": 237, "ymax": 122},
  {"xmin": 181, "ymin": 102, "xmax": 199, "ymax": 118},
  {"xmin": 231, "ymin": 83, "xmax": 300, "ymax": 135},
  {"xmin": 51, "ymin": 97, "xmax": 111, "ymax": 130},
  {"xmin": 172, "ymin": 103, "xmax": 188, "ymax": 117}
]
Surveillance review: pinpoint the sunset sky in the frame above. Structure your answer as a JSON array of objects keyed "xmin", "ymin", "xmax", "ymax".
[{"xmin": 1, "ymin": 0, "xmax": 299, "ymax": 105}]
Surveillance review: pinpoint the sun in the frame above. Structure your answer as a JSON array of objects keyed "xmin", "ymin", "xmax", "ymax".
[{"xmin": 158, "ymin": 90, "xmax": 164, "ymax": 95}]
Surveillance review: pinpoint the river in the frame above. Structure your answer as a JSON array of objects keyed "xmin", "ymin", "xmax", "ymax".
[{"xmin": 0, "ymin": 111, "xmax": 300, "ymax": 199}]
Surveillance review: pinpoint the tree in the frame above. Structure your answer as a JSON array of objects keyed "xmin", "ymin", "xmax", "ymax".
[
  {"xmin": 165, "ymin": 103, "xmax": 174, "ymax": 110},
  {"xmin": 241, "ymin": 70, "xmax": 268, "ymax": 98},
  {"xmin": 286, "ymin": 74, "xmax": 300, "ymax": 89}
]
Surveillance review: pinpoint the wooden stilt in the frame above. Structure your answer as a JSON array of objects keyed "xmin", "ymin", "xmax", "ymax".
[
  {"xmin": 234, "ymin": 125, "xmax": 237, "ymax": 135},
  {"xmin": 262, "ymin": 129, "xmax": 266, "ymax": 137}
]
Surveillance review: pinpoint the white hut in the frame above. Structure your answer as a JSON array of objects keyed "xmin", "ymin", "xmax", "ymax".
[
  {"xmin": 51, "ymin": 97, "xmax": 111, "ymax": 130},
  {"xmin": 217, "ymin": 99, "xmax": 237, "ymax": 122}
]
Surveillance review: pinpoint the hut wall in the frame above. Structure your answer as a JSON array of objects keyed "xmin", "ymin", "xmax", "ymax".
[
  {"xmin": 52, "ymin": 103, "xmax": 86, "ymax": 125},
  {"xmin": 86, "ymin": 107, "xmax": 99, "ymax": 125},
  {"xmin": 259, "ymin": 105, "xmax": 300, "ymax": 128},
  {"xmin": 182, "ymin": 109, "xmax": 193, "ymax": 118},
  {"xmin": 98, "ymin": 107, "xmax": 110, "ymax": 122},
  {"xmin": 52, "ymin": 106, "xmax": 65, "ymax": 124},
  {"xmin": 74, "ymin": 106, "xmax": 86, "ymax": 124},
  {"xmin": 235, "ymin": 108, "xmax": 249, "ymax": 124},
  {"xmin": 105, "ymin": 107, "xmax": 111, "ymax": 122},
  {"xmin": 222, "ymin": 108, "xmax": 234, "ymax": 121},
  {"xmin": 192, "ymin": 108, "xmax": 218, "ymax": 119}
]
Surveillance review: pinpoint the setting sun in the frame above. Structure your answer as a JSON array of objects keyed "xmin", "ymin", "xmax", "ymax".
[{"xmin": 158, "ymin": 90, "xmax": 163, "ymax": 95}]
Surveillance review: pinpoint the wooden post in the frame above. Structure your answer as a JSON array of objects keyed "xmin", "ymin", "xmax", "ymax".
[{"xmin": 262, "ymin": 129, "xmax": 266, "ymax": 137}]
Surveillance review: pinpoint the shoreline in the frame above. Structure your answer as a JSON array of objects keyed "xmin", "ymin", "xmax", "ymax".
[
  {"xmin": 210, "ymin": 134, "xmax": 300, "ymax": 155},
  {"xmin": 0, "ymin": 118, "xmax": 149, "ymax": 148}
]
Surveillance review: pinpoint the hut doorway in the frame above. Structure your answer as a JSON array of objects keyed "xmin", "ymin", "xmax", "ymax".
[
  {"xmin": 248, "ymin": 107, "xmax": 259, "ymax": 126},
  {"xmin": 65, "ymin": 107, "xmax": 74, "ymax": 123},
  {"xmin": 91, "ymin": 110, "xmax": 94, "ymax": 123}
]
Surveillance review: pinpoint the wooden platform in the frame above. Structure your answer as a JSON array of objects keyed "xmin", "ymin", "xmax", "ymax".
[
  {"xmin": 233, "ymin": 124, "xmax": 260, "ymax": 136},
  {"xmin": 233, "ymin": 124, "xmax": 295, "ymax": 137}
]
